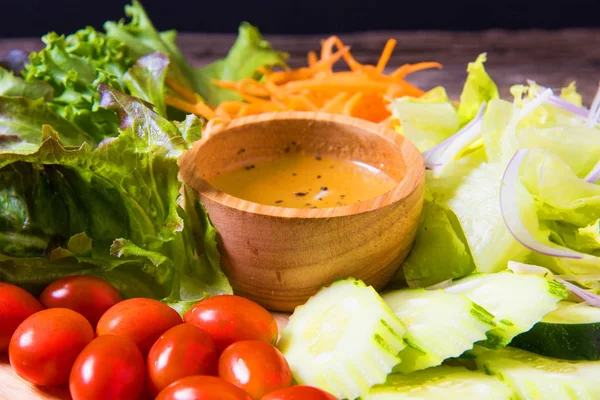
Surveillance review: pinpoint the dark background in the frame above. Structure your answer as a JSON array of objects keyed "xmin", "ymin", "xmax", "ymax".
[{"xmin": 0, "ymin": 0, "xmax": 598, "ymax": 37}]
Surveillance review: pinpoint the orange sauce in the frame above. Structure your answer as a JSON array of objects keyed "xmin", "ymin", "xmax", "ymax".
[{"xmin": 209, "ymin": 154, "xmax": 397, "ymax": 208}]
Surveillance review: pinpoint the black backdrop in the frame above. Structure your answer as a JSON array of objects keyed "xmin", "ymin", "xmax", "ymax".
[{"xmin": 1, "ymin": 0, "xmax": 599, "ymax": 37}]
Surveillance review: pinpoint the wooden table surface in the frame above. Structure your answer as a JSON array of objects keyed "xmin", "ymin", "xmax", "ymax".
[
  {"xmin": 2, "ymin": 29, "xmax": 600, "ymax": 102},
  {"xmin": 1, "ymin": 29, "xmax": 600, "ymax": 399}
]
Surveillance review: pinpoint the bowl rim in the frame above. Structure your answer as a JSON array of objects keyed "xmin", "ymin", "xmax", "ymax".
[{"xmin": 179, "ymin": 111, "xmax": 424, "ymax": 219}]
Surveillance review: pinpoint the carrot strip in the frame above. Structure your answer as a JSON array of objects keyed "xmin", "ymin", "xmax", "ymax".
[
  {"xmin": 165, "ymin": 35, "xmax": 440, "ymax": 124},
  {"xmin": 320, "ymin": 92, "xmax": 349, "ymax": 113},
  {"xmin": 390, "ymin": 62, "xmax": 443, "ymax": 79},
  {"xmin": 165, "ymin": 95, "xmax": 216, "ymax": 119},
  {"xmin": 166, "ymin": 79, "xmax": 198, "ymax": 104},
  {"xmin": 376, "ymin": 39, "xmax": 397, "ymax": 73},
  {"xmin": 308, "ymin": 51, "xmax": 317, "ymax": 67},
  {"xmin": 194, "ymin": 102, "xmax": 217, "ymax": 120}
]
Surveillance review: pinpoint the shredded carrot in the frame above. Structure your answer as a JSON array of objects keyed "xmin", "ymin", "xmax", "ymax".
[
  {"xmin": 308, "ymin": 51, "xmax": 318, "ymax": 67},
  {"xmin": 375, "ymin": 39, "xmax": 397, "ymax": 73},
  {"xmin": 166, "ymin": 79, "xmax": 198, "ymax": 103},
  {"xmin": 165, "ymin": 36, "xmax": 442, "ymax": 124}
]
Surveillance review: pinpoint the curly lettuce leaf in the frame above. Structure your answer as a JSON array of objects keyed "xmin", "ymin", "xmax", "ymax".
[
  {"xmin": 0, "ymin": 96, "xmax": 95, "ymax": 147},
  {"xmin": 197, "ymin": 22, "xmax": 288, "ymax": 105},
  {"xmin": 175, "ymin": 114, "xmax": 204, "ymax": 144},
  {"xmin": 0, "ymin": 67, "xmax": 52, "ymax": 100},
  {"xmin": 24, "ymin": 27, "xmax": 134, "ymax": 141},
  {"xmin": 0, "ymin": 87, "xmax": 231, "ymax": 311},
  {"xmin": 123, "ymin": 52, "xmax": 169, "ymax": 117}
]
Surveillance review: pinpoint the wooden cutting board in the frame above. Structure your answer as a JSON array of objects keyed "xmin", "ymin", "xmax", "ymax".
[{"xmin": 0, "ymin": 313, "xmax": 289, "ymax": 400}]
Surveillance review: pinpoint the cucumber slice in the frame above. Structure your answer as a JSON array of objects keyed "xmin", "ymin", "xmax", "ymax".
[
  {"xmin": 382, "ymin": 288, "xmax": 495, "ymax": 373},
  {"xmin": 474, "ymin": 346, "xmax": 600, "ymax": 400},
  {"xmin": 511, "ymin": 301, "xmax": 600, "ymax": 360},
  {"xmin": 364, "ymin": 366, "xmax": 513, "ymax": 400},
  {"xmin": 445, "ymin": 271, "xmax": 567, "ymax": 347},
  {"xmin": 278, "ymin": 279, "xmax": 406, "ymax": 400}
]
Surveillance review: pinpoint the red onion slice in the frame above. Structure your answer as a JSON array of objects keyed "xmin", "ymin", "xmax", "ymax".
[
  {"xmin": 422, "ymin": 102, "xmax": 486, "ymax": 175},
  {"xmin": 546, "ymin": 95, "xmax": 590, "ymax": 118},
  {"xmin": 500, "ymin": 149, "xmax": 587, "ymax": 259},
  {"xmin": 585, "ymin": 161, "xmax": 600, "ymax": 183},
  {"xmin": 555, "ymin": 278, "xmax": 600, "ymax": 307},
  {"xmin": 528, "ymin": 82, "xmax": 589, "ymax": 118},
  {"xmin": 585, "ymin": 85, "xmax": 600, "ymax": 128}
]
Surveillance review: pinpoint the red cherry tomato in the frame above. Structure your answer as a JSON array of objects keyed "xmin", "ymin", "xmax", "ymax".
[
  {"xmin": 147, "ymin": 323, "xmax": 218, "ymax": 395},
  {"xmin": 96, "ymin": 298, "xmax": 182, "ymax": 356},
  {"xmin": 261, "ymin": 386, "xmax": 338, "ymax": 400},
  {"xmin": 219, "ymin": 340, "xmax": 293, "ymax": 399},
  {"xmin": 70, "ymin": 335, "xmax": 145, "ymax": 400},
  {"xmin": 156, "ymin": 375, "xmax": 252, "ymax": 400},
  {"xmin": 39, "ymin": 276, "xmax": 122, "ymax": 327},
  {"xmin": 9, "ymin": 308, "xmax": 94, "ymax": 386},
  {"xmin": 0, "ymin": 283, "xmax": 43, "ymax": 351},
  {"xmin": 184, "ymin": 294, "xmax": 278, "ymax": 353}
]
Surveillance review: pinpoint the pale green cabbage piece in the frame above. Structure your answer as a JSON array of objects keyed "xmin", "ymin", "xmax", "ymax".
[
  {"xmin": 395, "ymin": 56, "xmax": 600, "ymax": 287},
  {"xmin": 391, "ymin": 87, "xmax": 459, "ymax": 152}
]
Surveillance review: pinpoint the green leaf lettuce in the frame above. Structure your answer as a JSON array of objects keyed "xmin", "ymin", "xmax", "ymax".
[{"xmin": 0, "ymin": 85, "xmax": 231, "ymax": 312}]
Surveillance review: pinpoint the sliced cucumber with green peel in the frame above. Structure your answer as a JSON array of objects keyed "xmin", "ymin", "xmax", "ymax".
[
  {"xmin": 445, "ymin": 271, "xmax": 567, "ymax": 347},
  {"xmin": 473, "ymin": 346, "xmax": 600, "ymax": 400},
  {"xmin": 278, "ymin": 278, "xmax": 406, "ymax": 400},
  {"xmin": 511, "ymin": 301, "xmax": 600, "ymax": 360},
  {"xmin": 364, "ymin": 366, "xmax": 513, "ymax": 400},
  {"xmin": 382, "ymin": 288, "xmax": 495, "ymax": 373}
]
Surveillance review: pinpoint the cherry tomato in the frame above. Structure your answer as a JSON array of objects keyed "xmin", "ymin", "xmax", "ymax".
[
  {"xmin": 156, "ymin": 375, "xmax": 252, "ymax": 400},
  {"xmin": 261, "ymin": 386, "xmax": 338, "ymax": 400},
  {"xmin": 184, "ymin": 294, "xmax": 278, "ymax": 353},
  {"xmin": 147, "ymin": 323, "xmax": 218, "ymax": 395},
  {"xmin": 39, "ymin": 276, "xmax": 122, "ymax": 327},
  {"xmin": 9, "ymin": 308, "xmax": 93, "ymax": 386},
  {"xmin": 219, "ymin": 340, "xmax": 293, "ymax": 399},
  {"xmin": 70, "ymin": 335, "xmax": 145, "ymax": 400},
  {"xmin": 0, "ymin": 283, "xmax": 43, "ymax": 351},
  {"xmin": 96, "ymin": 298, "xmax": 182, "ymax": 356}
]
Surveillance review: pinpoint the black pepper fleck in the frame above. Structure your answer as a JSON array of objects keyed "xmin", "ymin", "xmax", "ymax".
[
  {"xmin": 311, "ymin": 206, "xmax": 317, "ymax": 209},
  {"xmin": 237, "ymin": 148, "xmax": 246, "ymax": 154},
  {"xmin": 320, "ymin": 186, "xmax": 328, "ymax": 191},
  {"xmin": 291, "ymin": 141, "xmax": 297, "ymax": 145},
  {"xmin": 316, "ymin": 175, "xmax": 321, "ymax": 179},
  {"xmin": 275, "ymin": 200, "xmax": 283, "ymax": 204},
  {"xmin": 244, "ymin": 165, "xmax": 255, "ymax": 171},
  {"xmin": 294, "ymin": 192, "xmax": 308, "ymax": 197},
  {"xmin": 340, "ymin": 194, "xmax": 346, "ymax": 199},
  {"xmin": 292, "ymin": 173, "xmax": 297, "ymax": 176},
  {"xmin": 284, "ymin": 147, "xmax": 290, "ymax": 153},
  {"xmin": 315, "ymin": 155, "xmax": 322, "ymax": 161}
]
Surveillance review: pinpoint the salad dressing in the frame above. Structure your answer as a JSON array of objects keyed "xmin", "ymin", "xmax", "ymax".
[{"xmin": 209, "ymin": 154, "xmax": 397, "ymax": 208}]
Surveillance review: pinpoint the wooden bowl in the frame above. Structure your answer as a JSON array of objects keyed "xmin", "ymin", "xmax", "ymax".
[{"xmin": 179, "ymin": 112, "xmax": 425, "ymax": 311}]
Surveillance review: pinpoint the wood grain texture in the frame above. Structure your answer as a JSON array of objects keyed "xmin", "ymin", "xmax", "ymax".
[
  {"xmin": 179, "ymin": 112, "xmax": 425, "ymax": 311},
  {"xmin": 2, "ymin": 29, "xmax": 600, "ymax": 101},
  {"xmin": 0, "ymin": 355, "xmax": 69, "ymax": 400}
]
